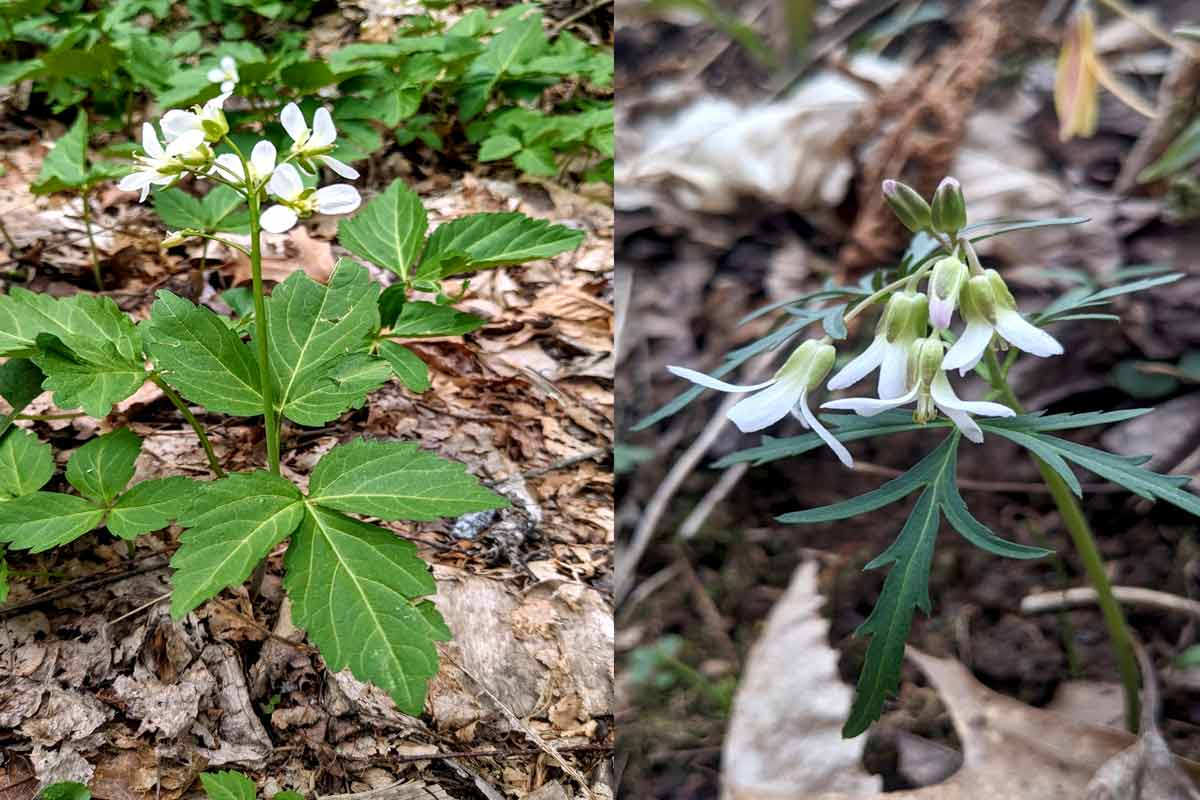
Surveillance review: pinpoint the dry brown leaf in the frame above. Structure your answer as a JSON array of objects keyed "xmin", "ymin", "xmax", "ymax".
[{"xmin": 226, "ymin": 225, "xmax": 334, "ymax": 284}]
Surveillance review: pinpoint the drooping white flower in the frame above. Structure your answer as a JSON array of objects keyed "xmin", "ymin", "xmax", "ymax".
[
  {"xmin": 117, "ymin": 124, "xmax": 207, "ymax": 202},
  {"xmin": 260, "ymin": 163, "xmax": 361, "ymax": 233},
  {"xmin": 824, "ymin": 337, "xmax": 1014, "ymax": 443},
  {"xmin": 827, "ymin": 290, "xmax": 927, "ymax": 400},
  {"xmin": 928, "ymin": 255, "xmax": 968, "ymax": 329},
  {"xmin": 668, "ymin": 340, "xmax": 853, "ymax": 467},
  {"xmin": 207, "ymin": 56, "xmax": 238, "ymax": 93},
  {"xmin": 279, "ymin": 102, "xmax": 360, "ymax": 179},
  {"xmin": 941, "ymin": 269, "xmax": 1064, "ymax": 375},
  {"xmin": 213, "ymin": 140, "xmax": 277, "ymax": 188},
  {"xmin": 161, "ymin": 92, "xmax": 231, "ymax": 144}
]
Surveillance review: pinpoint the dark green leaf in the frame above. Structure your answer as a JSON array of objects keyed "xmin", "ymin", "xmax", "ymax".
[
  {"xmin": 417, "ymin": 212, "xmax": 583, "ymax": 278},
  {"xmin": 0, "ymin": 492, "xmax": 104, "ymax": 552},
  {"xmin": 107, "ymin": 476, "xmax": 194, "ymax": 540},
  {"xmin": 65, "ymin": 428, "xmax": 140, "ymax": 505},
  {"xmin": 0, "ymin": 428, "xmax": 54, "ymax": 499},
  {"xmin": 379, "ymin": 341, "xmax": 431, "ymax": 392},
  {"xmin": 198, "ymin": 772, "xmax": 255, "ymax": 800},
  {"xmin": 337, "ymin": 180, "xmax": 428, "ymax": 280},
  {"xmin": 387, "ymin": 301, "xmax": 486, "ymax": 337}
]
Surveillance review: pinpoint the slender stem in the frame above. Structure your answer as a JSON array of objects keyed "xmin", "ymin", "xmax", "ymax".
[
  {"xmin": 151, "ymin": 374, "xmax": 225, "ymax": 478},
  {"xmin": 231, "ymin": 141, "xmax": 282, "ymax": 476},
  {"xmin": 187, "ymin": 230, "xmax": 250, "ymax": 257},
  {"xmin": 844, "ymin": 262, "xmax": 936, "ymax": 323},
  {"xmin": 984, "ymin": 347, "xmax": 1140, "ymax": 730},
  {"xmin": 81, "ymin": 189, "xmax": 103, "ymax": 290}
]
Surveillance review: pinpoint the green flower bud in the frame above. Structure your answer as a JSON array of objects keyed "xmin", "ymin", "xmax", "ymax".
[
  {"xmin": 907, "ymin": 337, "xmax": 945, "ymax": 423},
  {"xmin": 201, "ymin": 112, "xmax": 229, "ymax": 142},
  {"xmin": 984, "ymin": 268, "xmax": 1017, "ymax": 312},
  {"xmin": 930, "ymin": 256, "xmax": 967, "ymax": 301},
  {"xmin": 930, "ymin": 177, "xmax": 966, "ymax": 234},
  {"xmin": 776, "ymin": 339, "xmax": 837, "ymax": 390},
  {"xmin": 882, "ymin": 179, "xmax": 932, "ymax": 233},
  {"xmin": 882, "ymin": 291, "xmax": 930, "ymax": 343},
  {"xmin": 959, "ymin": 275, "xmax": 997, "ymax": 324}
]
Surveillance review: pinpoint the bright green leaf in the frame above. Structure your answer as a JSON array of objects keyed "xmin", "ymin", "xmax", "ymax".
[
  {"xmin": 65, "ymin": 428, "xmax": 140, "ymax": 505},
  {"xmin": 387, "ymin": 301, "xmax": 486, "ymax": 337},
  {"xmin": 198, "ymin": 772, "xmax": 255, "ymax": 800},
  {"xmin": 107, "ymin": 476, "xmax": 195, "ymax": 540},
  {"xmin": 32, "ymin": 111, "xmax": 88, "ymax": 194},
  {"xmin": 417, "ymin": 212, "xmax": 583, "ymax": 278},
  {"xmin": 144, "ymin": 291, "xmax": 264, "ymax": 416},
  {"xmin": 34, "ymin": 333, "xmax": 148, "ymax": 418},
  {"xmin": 307, "ymin": 438, "xmax": 506, "ymax": 521},
  {"xmin": 0, "ymin": 428, "xmax": 54, "ymax": 499},
  {"xmin": 170, "ymin": 471, "xmax": 305, "ymax": 619},
  {"xmin": 0, "ymin": 358, "xmax": 46, "ymax": 437},
  {"xmin": 0, "ymin": 492, "xmax": 104, "ymax": 553},
  {"xmin": 478, "ymin": 134, "xmax": 522, "ymax": 161},
  {"xmin": 37, "ymin": 782, "xmax": 91, "ymax": 800},
  {"xmin": 378, "ymin": 341, "xmax": 431, "ymax": 392},
  {"xmin": 284, "ymin": 504, "xmax": 451, "ymax": 714},
  {"xmin": 281, "ymin": 352, "xmax": 391, "ymax": 427},
  {"xmin": 337, "ymin": 180, "xmax": 428, "ymax": 280}
]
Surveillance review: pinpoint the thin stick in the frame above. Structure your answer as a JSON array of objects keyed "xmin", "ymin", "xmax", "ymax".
[
  {"xmin": 1022, "ymin": 586, "xmax": 1200, "ymax": 621},
  {"xmin": 110, "ymin": 592, "xmax": 169, "ymax": 625},
  {"xmin": 677, "ymin": 462, "xmax": 748, "ymax": 540},
  {"xmin": 81, "ymin": 188, "xmax": 103, "ymax": 290},
  {"xmin": 549, "ymin": 0, "xmax": 612, "ymax": 36}
]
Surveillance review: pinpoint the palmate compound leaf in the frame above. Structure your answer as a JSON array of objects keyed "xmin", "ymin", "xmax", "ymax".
[
  {"xmin": 415, "ymin": 212, "xmax": 585, "ymax": 280},
  {"xmin": 306, "ymin": 438, "xmax": 508, "ymax": 521},
  {"xmin": 0, "ymin": 493, "xmax": 105, "ymax": 553},
  {"xmin": 144, "ymin": 291, "xmax": 264, "ymax": 416},
  {"xmin": 169, "ymin": 471, "xmax": 306, "ymax": 619},
  {"xmin": 283, "ymin": 504, "xmax": 452, "ymax": 716},
  {"xmin": 262, "ymin": 259, "xmax": 389, "ymax": 427},
  {"xmin": 0, "ymin": 427, "xmax": 54, "ymax": 499},
  {"xmin": 777, "ymin": 435, "xmax": 1049, "ymax": 738},
  {"xmin": 336, "ymin": 179, "xmax": 428, "ymax": 281}
]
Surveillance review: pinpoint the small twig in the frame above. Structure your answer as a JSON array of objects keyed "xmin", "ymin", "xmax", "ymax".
[
  {"xmin": 110, "ymin": 592, "xmax": 169, "ymax": 625},
  {"xmin": 677, "ymin": 462, "xmax": 748, "ymax": 540},
  {"xmin": 549, "ymin": 0, "xmax": 612, "ymax": 36},
  {"xmin": 0, "ymin": 556, "xmax": 170, "ymax": 618},
  {"xmin": 446, "ymin": 655, "xmax": 595, "ymax": 799},
  {"xmin": 208, "ymin": 597, "xmax": 318, "ymax": 654},
  {"xmin": 1022, "ymin": 586, "xmax": 1200, "ymax": 621}
]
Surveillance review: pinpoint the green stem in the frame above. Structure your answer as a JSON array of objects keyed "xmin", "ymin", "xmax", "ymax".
[
  {"xmin": 984, "ymin": 347, "xmax": 1140, "ymax": 730},
  {"xmin": 151, "ymin": 374, "xmax": 225, "ymax": 478},
  {"xmin": 81, "ymin": 189, "xmax": 103, "ymax": 290},
  {"xmin": 244, "ymin": 180, "xmax": 281, "ymax": 475}
]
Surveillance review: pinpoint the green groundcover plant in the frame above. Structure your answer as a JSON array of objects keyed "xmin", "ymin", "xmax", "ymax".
[
  {"xmin": 642, "ymin": 176, "xmax": 1198, "ymax": 737},
  {"xmin": 0, "ymin": 92, "xmax": 584, "ymax": 714},
  {"xmin": 3, "ymin": 2, "xmax": 613, "ymax": 183}
]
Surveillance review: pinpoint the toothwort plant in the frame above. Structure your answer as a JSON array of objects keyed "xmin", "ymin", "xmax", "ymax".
[
  {"xmin": 0, "ymin": 93, "xmax": 584, "ymax": 712},
  {"xmin": 650, "ymin": 176, "xmax": 1198, "ymax": 737}
]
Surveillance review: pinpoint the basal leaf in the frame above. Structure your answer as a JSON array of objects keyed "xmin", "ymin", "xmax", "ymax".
[
  {"xmin": 0, "ymin": 428, "xmax": 54, "ymax": 499},
  {"xmin": 107, "ymin": 476, "xmax": 194, "ymax": 540},
  {"xmin": 387, "ymin": 301, "xmax": 486, "ymax": 338},
  {"xmin": 65, "ymin": 428, "xmax": 140, "ymax": 505},
  {"xmin": 152, "ymin": 188, "xmax": 208, "ymax": 230},
  {"xmin": 0, "ymin": 492, "xmax": 104, "ymax": 553},
  {"xmin": 307, "ymin": 438, "xmax": 506, "ymax": 521},
  {"xmin": 198, "ymin": 772, "xmax": 255, "ymax": 800},
  {"xmin": 417, "ymin": 212, "xmax": 584, "ymax": 278},
  {"xmin": 336, "ymin": 180, "xmax": 428, "ymax": 280},
  {"xmin": 31, "ymin": 111, "xmax": 88, "ymax": 194},
  {"xmin": 284, "ymin": 504, "xmax": 451, "ymax": 714},
  {"xmin": 378, "ymin": 341, "xmax": 431, "ymax": 392},
  {"xmin": 263, "ymin": 260, "xmax": 382, "ymax": 427},
  {"xmin": 144, "ymin": 291, "xmax": 264, "ymax": 416},
  {"xmin": 170, "ymin": 471, "xmax": 305, "ymax": 619}
]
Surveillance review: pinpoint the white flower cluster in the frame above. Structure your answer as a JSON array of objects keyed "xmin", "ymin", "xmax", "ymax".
[
  {"xmin": 119, "ymin": 94, "xmax": 361, "ymax": 236},
  {"xmin": 667, "ymin": 178, "xmax": 1065, "ymax": 468}
]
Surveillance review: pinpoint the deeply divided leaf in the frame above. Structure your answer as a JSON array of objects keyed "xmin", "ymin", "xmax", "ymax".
[
  {"xmin": 378, "ymin": 341, "xmax": 431, "ymax": 392},
  {"xmin": 145, "ymin": 291, "xmax": 264, "ymax": 416},
  {"xmin": 170, "ymin": 471, "xmax": 305, "ymax": 619},
  {"xmin": 284, "ymin": 504, "xmax": 451, "ymax": 714},
  {"xmin": 387, "ymin": 301, "xmax": 486, "ymax": 338},
  {"xmin": 307, "ymin": 438, "xmax": 507, "ymax": 521}
]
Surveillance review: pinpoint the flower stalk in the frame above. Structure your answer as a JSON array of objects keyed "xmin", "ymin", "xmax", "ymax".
[
  {"xmin": 244, "ymin": 179, "xmax": 281, "ymax": 476},
  {"xmin": 984, "ymin": 346, "xmax": 1140, "ymax": 731}
]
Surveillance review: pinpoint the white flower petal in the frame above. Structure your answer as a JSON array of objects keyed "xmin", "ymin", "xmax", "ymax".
[
  {"xmin": 118, "ymin": 171, "xmax": 154, "ymax": 192},
  {"xmin": 878, "ymin": 341, "xmax": 910, "ymax": 400},
  {"xmin": 267, "ymin": 163, "xmax": 304, "ymax": 200},
  {"xmin": 166, "ymin": 129, "xmax": 205, "ymax": 156},
  {"xmin": 929, "ymin": 295, "xmax": 954, "ymax": 329},
  {"xmin": 161, "ymin": 110, "xmax": 200, "ymax": 142},
  {"xmin": 205, "ymin": 92, "xmax": 231, "ymax": 113},
  {"xmin": 320, "ymin": 154, "xmax": 359, "ymax": 179},
  {"xmin": 142, "ymin": 123, "xmax": 164, "ymax": 158},
  {"xmin": 212, "ymin": 153, "xmax": 243, "ymax": 181},
  {"xmin": 822, "ymin": 384, "xmax": 920, "ymax": 417},
  {"xmin": 942, "ymin": 320, "xmax": 994, "ymax": 373},
  {"xmin": 826, "ymin": 336, "xmax": 885, "ymax": 391},
  {"xmin": 798, "ymin": 387, "xmax": 853, "ymax": 467},
  {"xmin": 250, "ymin": 140, "xmax": 277, "ymax": 176},
  {"xmin": 220, "ymin": 80, "xmax": 235, "ymax": 93},
  {"xmin": 310, "ymin": 107, "xmax": 336, "ymax": 148},
  {"xmin": 314, "ymin": 184, "xmax": 361, "ymax": 215},
  {"xmin": 942, "ymin": 406, "xmax": 984, "ymax": 443},
  {"xmin": 139, "ymin": 183, "xmax": 151, "ymax": 202},
  {"xmin": 930, "ymin": 372, "xmax": 1015, "ymax": 418},
  {"xmin": 727, "ymin": 377, "xmax": 806, "ymax": 433},
  {"xmin": 280, "ymin": 102, "xmax": 307, "ymax": 143},
  {"xmin": 220, "ymin": 55, "xmax": 236, "ymax": 72},
  {"xmin": 666, "ymin": 366, "xmax": 775, "ymax": 394},
  {"xmin": 994, "ymin": 310, "xmax": 1064, "ymax": 358},
  {"xmin": 207, "ymin": 68, "xmax": 226, "ymax": 83},
  {"xmin": 260, "ymin": 205, "xmax": 298, "ymax": 233}
]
